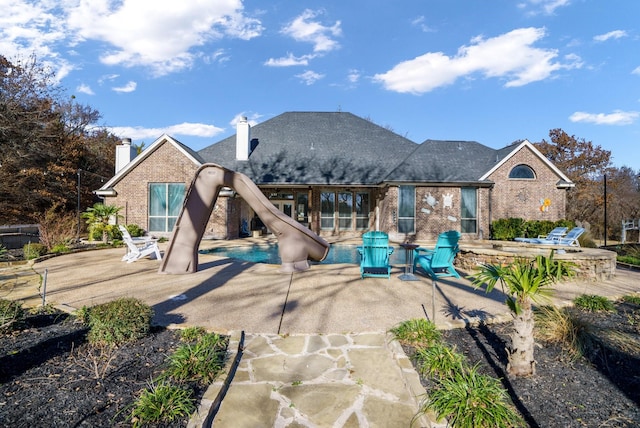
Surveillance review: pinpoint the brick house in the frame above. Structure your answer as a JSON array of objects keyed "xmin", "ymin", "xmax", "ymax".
[{"xmin": 96, "ymin": 111, "xmax": 573, "ymax": 241}]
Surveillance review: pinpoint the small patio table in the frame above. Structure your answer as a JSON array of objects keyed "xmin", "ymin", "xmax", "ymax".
[{"xmin": 398, "ymin": 243, "xmax": 420, "ymax": 281}]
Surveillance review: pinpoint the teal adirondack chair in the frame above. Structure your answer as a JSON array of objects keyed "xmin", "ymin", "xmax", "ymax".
[
  {"xmin": 357, "ymin": 231, "xmax": 394, "ymax": 278},
  {"xmin": 414, "ymin": 230, "xmax": 461, "ymax": 279}
]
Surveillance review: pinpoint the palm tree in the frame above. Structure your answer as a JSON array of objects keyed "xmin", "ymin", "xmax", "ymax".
[
  {"xmin": 81, "ymin": 203, "xmax": 123, "ymax": 243},
  {"xmin": 471, "ymin": 253, "xmax": 574, "ymax": 376}
]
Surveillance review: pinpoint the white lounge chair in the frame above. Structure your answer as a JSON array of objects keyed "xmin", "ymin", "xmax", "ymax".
[
  {"xmin": 537, "ymin": 227, "xmax": 585, "ymax": 247},
  {"xmin": 515, "ymin": 227, "xmax": 567, "ymax": 244},
  {"xmin": 118, "ymin": 225, "xmax": 162, "ymax": 263}
]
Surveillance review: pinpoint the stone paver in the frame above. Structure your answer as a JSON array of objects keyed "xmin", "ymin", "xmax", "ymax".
[{"xmin": 191, "ymin": 332, "xmax": 431, "ymax": 428}]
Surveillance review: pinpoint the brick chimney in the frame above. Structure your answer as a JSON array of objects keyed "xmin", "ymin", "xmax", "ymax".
[
  {"xmin": 236, "ymin": 117, "xmax": 250, "ymax": 161},
  {"xmin": 115, "ymin": 138, "xmax": 136, "ymax": 173}
]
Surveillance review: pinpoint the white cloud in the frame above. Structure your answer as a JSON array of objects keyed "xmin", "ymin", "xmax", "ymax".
[
  {"xmin": 264, "ymin": 53, "xmax": 315, "ymax": 67},
  {"xmin": 374, "ymin": 27, "xmax": 581, "ymax": 94},
  {"xmin": 411, "ymin": 16, "xmax": 435, "ymax": 33},
  {"xmin": 109, "ymin": 122, "xmax": 225, "ymax": 140},
  {"xmin": 569, "ymin": 110, "xmax": 639, "ymax": 125},
  {"xmin": 593, "ymin": 30, "xmax": 628, "ymax": 42},
  {"xmin": 112, "ymin": 81, "xmax": 137, "ymax": 93},
  {"xmin": 1, "ymin": 0, "xmax": 263, "ymax": 78},
  {"xmin": 230, "ymin": 112, "xmax": 262, "ymax": 127},
  {"xmin": 66, "ymin": 0, "xmax": 264, "ymax": 75},
  {"xmin": 281, "ymin": 9, "xmax": 341, "ymax": 53},
  {"xmin": 632, "ymin": 66, "xmax": 640, "ymax": 75},
  {"xmin": 347, "ymin": 69, "xmax": 361, "ymax": 83},
  {"xmin": 520, "ymin": 0, "xmax": 571, "ymax": 15},
  {"xmin": 98, "ymin": 74, "xmax": 119, "ymax": 84},
  {"xmin": 296, "ymin": 70, "xmax": 325, "ymax": 85},
  {"xmin": 76, "ymin": 83, "xmax": 94, "ymax": 95},
  {"xmin": 205, "ymin": 48, "xmax": 231, "ymax": 65}
]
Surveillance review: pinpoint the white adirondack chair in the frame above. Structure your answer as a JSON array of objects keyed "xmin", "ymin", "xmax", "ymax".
[{"xmin": 118, "ymin": 225, "xmax": 162, "ymax": 263}]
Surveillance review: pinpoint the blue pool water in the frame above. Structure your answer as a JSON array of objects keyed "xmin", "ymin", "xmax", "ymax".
[{"xmin": 200, "ymin": 244, "xmax": 408, "ymax": 265}]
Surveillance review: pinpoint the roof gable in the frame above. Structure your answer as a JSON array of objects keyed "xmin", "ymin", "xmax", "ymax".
[
  {"xmin": 98, "ymin": 134, "xmax": 203, "ymax": 191},
  {"xmin": 479, "ymin": 139, "xmax": 573, "ymax": 185}
]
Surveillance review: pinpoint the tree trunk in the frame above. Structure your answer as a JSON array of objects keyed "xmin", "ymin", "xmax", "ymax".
[{"xmin": 507, "ymin": 298, "xmax": 536, "ymax": 376}]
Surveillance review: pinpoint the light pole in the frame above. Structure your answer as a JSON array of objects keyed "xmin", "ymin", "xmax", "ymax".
[
  {"xmin": 603, "ymin": 173, "xmax": 607, "ymax": 247},
  {"xmin": 77, "ymin": 169, "xmax": 81, "ymax": 241}
]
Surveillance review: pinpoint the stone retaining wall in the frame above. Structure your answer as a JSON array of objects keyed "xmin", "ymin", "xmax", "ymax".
[{"xmin": 455, "ymin": 242, "xmax": 617, "ymax": 282}]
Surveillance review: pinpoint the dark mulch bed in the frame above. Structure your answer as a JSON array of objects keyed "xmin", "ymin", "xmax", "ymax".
[
  {"xmin": 0, "ymin": 313, "xmax": 205, "ymax": 427},
  {"xmin": 2, "ymin": 302, "xmax": 639, "ymax": 427},
  {"xmin": 409, "ymin": 301, "xmax": 640, "ymax": 427}
]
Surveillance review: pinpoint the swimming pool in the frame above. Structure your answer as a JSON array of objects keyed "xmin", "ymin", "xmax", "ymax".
[{"xmin": 200, "ymin": 244, "xmax": 408, "ymax": 265}]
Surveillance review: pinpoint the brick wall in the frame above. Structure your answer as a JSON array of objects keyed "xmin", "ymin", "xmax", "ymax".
[
  {"xmin": 107, "ymin": 140, "xmax": 200, "ymax": 235},
  {"xmin": 487, "ymin": 145, "xmax": 567, "ymax": 222}
]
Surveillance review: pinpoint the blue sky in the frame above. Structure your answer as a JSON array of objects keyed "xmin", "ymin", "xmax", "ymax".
[{"xmin": 3, "ymin": 0, "xmax": 639, "ymax": 172}]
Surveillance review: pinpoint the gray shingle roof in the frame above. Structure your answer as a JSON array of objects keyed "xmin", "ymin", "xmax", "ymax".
[
  {"xmin": 197, "ymin": 112, "xmax": 535, "ymax": 186},
  {"xmin": 198, "ymin": 112, "xmax": 418, "ymax": 185},
  {"xmin": 385, "ymin": 140, "xmax": 503, "ymax": 182}
]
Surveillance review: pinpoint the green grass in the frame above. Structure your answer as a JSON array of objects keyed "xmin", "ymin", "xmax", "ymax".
[
  {"xmin": 617, "ymin": 255, "xmax": 640, "ymax": 266},
  {"xmin": 389, "ymin": 318, "xmax": 442, "ymax": 348},
  {"xmin": 413, "ymin": 342, "xmax": 466, "ymax": 380},
  {"xmin": 163, "ymin": 332, "xmax": 228, "ymax": 385},
  {"xmin": 179, "ymin": 326, "xmax": 207, "ymax": 342},
  {"xmin": 535, "ymin": 304, "xmax": 640, "ymax": 360},
  {"xmin": 621, "ymin": 294, "xmax": 640, "ymax": 305},
  {"xmin": 422, "ymin": 364, "xmax": 524, "ymax": 428},
  {"xmin": 130, "ymin": 382, "xmax": 195, "ymax": 427},
  {"xmin": 573, "ymin": 294, "xmax": 615, "ymax": 312}
]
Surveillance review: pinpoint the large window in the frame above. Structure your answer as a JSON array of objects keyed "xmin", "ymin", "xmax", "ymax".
[
  {"xmin": 398, "ymin": 185, "xmax": 415, "ymax": 234},
  {"xmin": 338, "ymin": 192, "xmax": 353, "ymax": 230},
  {"xmin": 296, "ymin": 193, "xmax": 308, "ymax": 223},
  {"xmin": 355, "ymin": 192, "xmax": 370, "ymax": 229},
  {"xmin": 320, "ymin": 192, "xmax": 335, "ymax": 229},
  {"xmin": 460, "ymin": 187, "xmax": 477, "ymax": 233},
  {"xmin": 321, "ymin": 191, "xmax": 370, "ymax": 231},
  {"xmin": 149, "ymin": 183, "xmax": 185, "ymax": 232}
]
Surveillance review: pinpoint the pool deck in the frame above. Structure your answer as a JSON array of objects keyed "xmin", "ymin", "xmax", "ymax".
[{"xmin": 2, "ymin": 238, "xmax": 639, "ymax": 427}]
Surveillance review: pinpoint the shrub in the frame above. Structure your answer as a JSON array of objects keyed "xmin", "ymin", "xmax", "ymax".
[
  {"xmin": 0, "ymin": 244, "xmax": 7, "ymax": 257},
  {"xmin": 491, "ymin": 218, "xmax": 525, "ymax": 240},
  {"xmin": 88, "ymin": 224, "xmax": 122, "ymax": 242},
  {"xmin": 621, "ymin": 294, "xmax": 640, "ymax": 305},
  {"xmin": 413, "ymin": 342, "xmax": 466, "ymax": 380},
  {"xmin": 522, "ymin": 220, "xmax": 555, "ymax": 239},
  {"xmin": 422, "ymin": 364, "xmax": 524, "ymax": 428},
  {"xmin": 389, "ymin": 318, "xmax": 442, "ymax": 348},
  {"xmin": 36, "ymin": 205, "xmax": 76, "ymax": 251},
  {"xmin": 50, "ymin": 242, "xmax": 71, "ymax": 254},
  {"xmin": 617, "ymin": 255, "xmax": 640, "ymax": 266},
  {"xmin": 85, "ymin": 298, "xmax": 154, "ymax": 345},
  {"xmin": 491, "ymin": 218, "xmax": 575, "ymax": 240},
  {"xmin": 130, "ymin": 382, "xmax": 195, "ymax": 427},
  {"xmin": 535, "ymin": 305, "xmax": 595, "ymax": 360},
  {"xmin": 162, "ymin": 333, "xmax": 228, "ymax": 385},
  {"xmin": 573, "ymin": 294, "xmax": 615, "ymax": 312},
  {"xmin": 179, "ymin": 326, "xmax": 207, "ymax": 342},
  {"xmin": 0, "ymin": 299, "xmax": 24, "ymax": 331},
  {"xmin": 535, "ymin": 304, "xmax": 640, "ymax": 360},
  {"xmin": 23, "ymin": 242, "xmax": 48, "ymax": 260},
  {"xmin": 126, "ymin": 224, "xmax": 146, "ymax": 238}
]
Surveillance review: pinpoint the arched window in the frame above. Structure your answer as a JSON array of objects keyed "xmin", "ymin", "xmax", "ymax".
[{"xmin": 509, "ymin": 164, "xmax": 535, "ymax": 179}]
